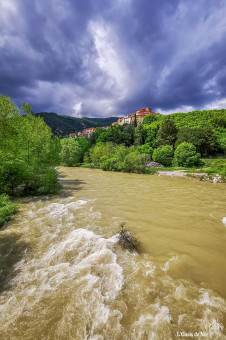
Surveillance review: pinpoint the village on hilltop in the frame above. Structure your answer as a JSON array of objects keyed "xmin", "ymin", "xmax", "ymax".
[{"xmin": 69, "ymin": 107, "xmax": 157, "ymax": 138}]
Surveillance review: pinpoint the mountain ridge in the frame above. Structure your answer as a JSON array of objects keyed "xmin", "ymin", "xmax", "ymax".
[{"xmin": 36, "ymin": 112, "xmax": 118, "ymax": 136}]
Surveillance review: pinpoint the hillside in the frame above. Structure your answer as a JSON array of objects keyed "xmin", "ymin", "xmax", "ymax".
[{"xmin": 36, "ymin": 112, "xmax": 118, "ymax": 136}]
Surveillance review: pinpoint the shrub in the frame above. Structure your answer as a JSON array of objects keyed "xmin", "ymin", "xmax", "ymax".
[
  {"xmin": 122, "ymin": 152, "xmax": 146, "ymax": 173},
  {"xmin": 0, "ymin": 194, "xmax": 18, "ymax": 227},
  {"xmin": 100, "ymin": 157, "xmax": 121, "ymax": 172},
  {"xmin": 137, "ymin": 144, "xmax": 153, "ymax": 156},
  {"xmin": 0, "ymin": 158, "xmax": 33, "ymax": 196},
  {"xmin": 32, "ymin": 168, "xmax": 61, "ymax": 195},
  {"xmin": 89, "ymin": 142, "xmax": 115, "ymax": 167},
  {"xmin": 0, "ymin": 158, "xmax": 60, "ymax": 196},
  {"xmin": 117, "ymin": 223, "xmax": 139, "ymax": 252},
  {"xmin": 174, "ymin": 142, "xmax": 200, "ymax": 167},
  {"xmin": 152, "ymin": 145, "xmax": 174, "ymax": 166}
]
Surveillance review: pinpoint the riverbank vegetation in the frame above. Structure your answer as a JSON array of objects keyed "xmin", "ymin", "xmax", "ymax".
[
  {"xmin": 0, "ymin": 194, "xmax": 18, "ymax": 227},
  {"xmin": 0, "ymin": 95, "xmax": 61, "ymax": 226},
  {"xmin": 1, "ymin": 94, "xmax": 226, "ymax": 224},
  {"xmin": 59, "ymin": 109, "xmax": 225, "ymax": 178}
]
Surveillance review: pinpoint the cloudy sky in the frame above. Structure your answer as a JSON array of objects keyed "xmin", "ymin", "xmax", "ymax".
[{"xmin": 1, "ymin": 0, "xmax": 226, "ymax": 117}]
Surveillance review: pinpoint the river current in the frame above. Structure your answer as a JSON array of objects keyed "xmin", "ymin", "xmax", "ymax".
[{"xmin": 0, "ymin": 167, "xmax": 226, "ymax": 339}]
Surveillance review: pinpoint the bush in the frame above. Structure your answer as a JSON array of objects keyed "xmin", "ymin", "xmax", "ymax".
[
  {"xmin": 32, "ymin": 168, "xmax": 61, "ymax": 195},
  {"xmin": 174, "ymin": 142, "xmax": 200, "ymax": 167},
  {"xmin": 0, "ymin": 158, "xmax": 60, "ymax": 196},
  {"xmin": 137, "ymin": 144, "xmax": 153, "ymax": 156},
  {"xmin": 0, "ymin": 194, "xmax": 18, "ymax": 227},
  {"xmin": 122, "ymin": 152, "xmax": 146, "ymax": 173},
  {"xmin": 152, "ymin": 145, "xmax": 174, "ymax": 166},
  {"xmin": 117, "ymin": 223, "xmax": 139, "ymax": 252},
  {"xmin": 0, "ymin": 158, "xmax": 33, "ymax": 196},
  {"xmin": 100, "ymin": 157, "xmax": 122, "ymax": 172}
]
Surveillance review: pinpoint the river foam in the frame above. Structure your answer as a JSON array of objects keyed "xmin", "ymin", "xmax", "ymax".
[{"xmin": 0, "ymin": 195, "xmax": 226, "ymax": 339}]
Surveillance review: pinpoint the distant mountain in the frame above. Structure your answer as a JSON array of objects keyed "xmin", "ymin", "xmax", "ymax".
[{"xmin": 36, "ymin": 112, "xmax": 118, "ymax": 136}]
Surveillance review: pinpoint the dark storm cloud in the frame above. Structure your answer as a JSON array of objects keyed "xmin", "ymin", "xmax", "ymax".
[{"xmin": 0, "ymin": 0, "xmax": 226, "ymax": 116}]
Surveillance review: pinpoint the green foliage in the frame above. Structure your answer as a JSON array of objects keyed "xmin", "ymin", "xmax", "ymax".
[
  {"xmin": 89, "ymin": 143, "xmax": 149, "ymax": 173},
  {"xmin": 137, "ymin": 144, "xmax": 153, "ymax": 156},
  {"xmin": 170, "ymin": 109, "xmax": 226, "ymax": 129},
  {"xmin": 0, "ymin": 194, "xmax": 18, "ymax": 227},
  {"xmin": 19, "ymin": 114, "xmax": 54, "ymax": 166},
  {"xmin": 89, "ymin": 142, "xmax": 116, "ymax": 167},
  {"xmin": 21, "ymin": 102, "xmax": 34, "ymax": 115},
  {"xmin": 60, "ymin": 138, "xmax": 82, "ymax": 166},
  {"xmin": 134, "ymin": 124, "xmax": 145, "ymax": 146},
  {"xmin": 174, "ymin": 142, "xmax": 200, "ymax": 167},
  {"xmin": 152, "ymin": 145, "xmax": 174, "ymax": 166},
  {"xmin": 144, "ymin": 125, "xmax": 159, "ymax": 148},
  {"xmin": 122, "ymin": 152, "xmax": 146, "ymax": 173},
  {"xmin": 0, "ymin": 95, "xmax": 61, "ymax": 198},
  {"xmin": 33, "ymin": 168, "xmax": 61, "ymax": 195},
  {"xmin": 215, "ymin": 131, "xmax": 226, "ymax": 154},
  {"xmin": 202, "ymin": 159, "xmax": 226, "ymax": 178},
  {"xmin": 176, "ymin": 127, "xmax": 218, "ymax": 156},
  {"xmin": 210, "ymin": 114, "xmax": 226, "ymax": 128},
  {"xmin": 0, "ymin": 95, "xmax": 20, "ymax": 152},
  {"xmin": 157, "ymin": 118, "xmax": 178, "ymax": 147},
  {"xmin": 0, "ymin": 156, "xmax": 60, "ymax": 196},
  {"xmin": 142, "ymin": 114, "xmax": 158, "ymax": 125},
  {"xmin": 122, "ymin": 124, "xmax": 135, "ymax": 146},
  {"xmin": 76, "ymin": 137, "xmax": 90, "ymax": 161}
]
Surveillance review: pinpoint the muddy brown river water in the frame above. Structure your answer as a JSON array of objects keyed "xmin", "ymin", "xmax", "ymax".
[{"xmin": 0, "ymin": 167, "xmax": 226, "ymax": 339}]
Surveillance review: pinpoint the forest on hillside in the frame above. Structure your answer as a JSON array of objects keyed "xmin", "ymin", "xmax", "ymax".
[{"xmin": 36, "ymin": 112, "xmax": 117, "ymax": 136}]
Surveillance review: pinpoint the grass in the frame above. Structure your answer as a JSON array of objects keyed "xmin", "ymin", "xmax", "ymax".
[
  {"xmin": 199, "ymin": 159, "xmax": 226, "ymax": 177},
  {"xmin": 0, "ymin": 194, "xmax": 18, "ymax": 227}
]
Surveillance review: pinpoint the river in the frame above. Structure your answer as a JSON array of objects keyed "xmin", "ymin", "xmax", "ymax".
[{"xmin": 0, "ymin": 167, "xmax": 226, "ymax": 339}]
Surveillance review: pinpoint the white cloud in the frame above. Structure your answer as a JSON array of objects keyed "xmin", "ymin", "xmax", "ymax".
[
  {"xmin": 157, "ymin": 105, "xmax": 195, "ymax": 115},
  {"xmin": 157, "ymin": 97, "xmax": 226, "ymax": 116},
  {"xmin": 72, "ymin": 102, "xmax": 83, "ymax": 118},
  {"xmin": 89, "ymin": 20, "xmax": 131, "ymax": 99},
  {"xmin": 203, "ymin": 98, "xmax": 226, "ymax": 110}
]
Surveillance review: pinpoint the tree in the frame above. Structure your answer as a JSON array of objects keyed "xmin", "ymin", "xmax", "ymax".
[
  {"xmin": 134, "ymin": 124, "xmax": 145, "ymax": 146},
  {"xmin": 133, "ymin": 113, "xmax": 137, "ymax": 127},
  {"xmin": 142, "ymin": 114, "xmax": 158, "ymax": 125},
  {"xmin": 201, "ymin": 126, "xmax": 218, "ymax": 156},
  {"xmin": 174, "ymin": 142, "xmax": 200, "ymax": 167},
  {"xmin": 21, "ymin": 102, "xmax": 34, "ymax": 115},
  {"xmin": 90, "ymin": 128, "xmax": 106, "ymax": 145},
  {"xmin": 210, "ymin": 114, "xmax": 226, "ymax": 129},
  {"xmin": 19, "ymin": 114, "xmax": 53, "ymax": 167},
  {"xmin": 60, "ymin": 138, "xmax": 82, "ymax": 166},
  {"xmin": 152, "ymin": 145, "xmax": 174, "ymax": 166},
  {"xmin": 122, "ymin": 124, "xmax": 135, "ymax": 146},
  {"xmin": 0, "ymin": 95, "xmax": 61, "ymax": 199},
  {"xmin": 176, "ymin": 127, "xmax": 218, "ymax": 157},
  {"xmin": 76, "ymin": 137, "xmax": 90, "ymax": 162},
  {"xmin": 157, "ymin": 118, "xmax": 178, "ymax": 147},
  {"xmin": 137, "ymin": 144, "xmax": 153, "ymax": 156},
  {"xmin": 0, "ymin": 95, "xmax": 20, "ymax": 153},
  {"xmin": 144, "ymin": 125, "xmax": 159, "ymax": 148}
]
